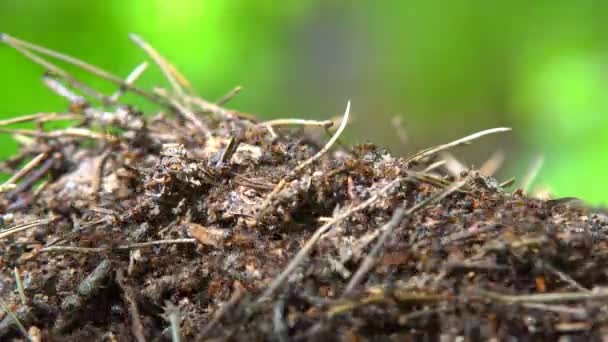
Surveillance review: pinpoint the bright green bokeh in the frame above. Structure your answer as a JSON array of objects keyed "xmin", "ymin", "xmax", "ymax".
[{"xmin": 1, "ymin": 0, "xmax": 607, "ymax": 204}]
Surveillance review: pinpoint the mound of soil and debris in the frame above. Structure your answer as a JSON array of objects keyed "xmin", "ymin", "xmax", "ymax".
[{"xmin": 1, "ymin": 34, "xmax": 608, "ymax": 341}]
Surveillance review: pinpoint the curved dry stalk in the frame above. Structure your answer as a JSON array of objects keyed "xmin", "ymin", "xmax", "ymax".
[
  {"xmin": 257, "ymin": 177, "xmax": 402, "ymax": 302},
  {"xmin": 406, "ymin": 127, "xmax": 511, "ymax": 164},
  {"xmin": 293, "ymin": 101, "xmax": 350, "ymax": 173},
  {"xmin": 256, "ymin": 102, "xmax": 350, "ymax": 219}
]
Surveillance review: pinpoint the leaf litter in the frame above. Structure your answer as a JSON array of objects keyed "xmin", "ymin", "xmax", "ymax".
[{"xmin": 0, "ymin": 34, "xmax": 607, "ymax": 341}]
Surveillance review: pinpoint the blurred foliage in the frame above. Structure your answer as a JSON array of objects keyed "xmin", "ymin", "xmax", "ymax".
[{"xmin": 0, "ymin": 0, "xmax": 607, "ymax": 204}]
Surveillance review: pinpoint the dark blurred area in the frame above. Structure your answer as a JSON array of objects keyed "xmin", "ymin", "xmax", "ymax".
[{"xmin": 1, "ymin": 0, "xmax": 607, "ymax": 203}]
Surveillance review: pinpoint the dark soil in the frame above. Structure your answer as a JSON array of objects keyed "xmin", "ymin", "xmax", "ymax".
[{"xmin": 1, "ymin": 36, "xmax": 608, "ymax": 341}]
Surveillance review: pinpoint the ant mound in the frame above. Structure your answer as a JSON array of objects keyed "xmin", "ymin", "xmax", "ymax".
[{"xmin": 1, "ymin": 35, "xmax": 607, "ymax": 341}]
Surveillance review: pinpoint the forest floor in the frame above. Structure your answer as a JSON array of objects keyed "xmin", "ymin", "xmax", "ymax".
[{"xmin": 1, "ymin": 34, "xmax": 607, "ymax": 341}]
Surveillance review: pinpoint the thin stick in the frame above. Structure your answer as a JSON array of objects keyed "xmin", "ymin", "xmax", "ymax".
[
  {"xmin": 116, "ymin": 269, "xmax": 146, "ymax": 342},
  {"xmin": 0, "ymin": 152, "xmax": 48, "ymax": 191},
  {"xmin": 343, "ymin": 208, "xmax": 405, "ymax": 295},
  {"xmin": 14, "ymin": 267, "xmax": 27, "ymax": 306},
  {"xmin": 520, "ymin": 303, "xmax": 588, "ymax": 316},
  {"xmin": 35, "ymin": 113, "xmax": 81, "ymax": 123},
  {"xmin": 499, "ymin": 177, "xmax": 516, "ymax": 189},
  {"xmin": 42, "ymin": 75, "xmax": 87, "ymax": 105},
  {"xmin": 0, "ymin": 217, "xmax": 56, "ymax": 240},
  {"xmin": 0, "ymin": 113, "xmax": 58, "ymax": 127},
  {"xmin": 475, "ymin": 288, "xmax": 608, "ymax": 304},
  {"xmin": 129, "ymin": 33, "xmax": 191, "ymax": 96},
  {"xmin": 258, "ymin": 177, "xmax": 402, "ymax": 302},
  {"xmin": 0, "ymin": 127, "xmax": 118, "ymax": 142},
  {"xmin": 406, "ymin": 127, "xmax": 511, "ymax": 164},
  {"xmin": 542, "ymin": 262, "xmax": 589, "ymax": 293},
  {"xmin": 1, "ymin": 33, "xmax": 167, "ymax": 106},
  {"xmin": 109, "ymin": 61, "xmax": 149, "ymax": 102},
  {"xmin": 0, "ymin": 298, "xmax": 29, "ymax": 341},
  {"xmin": 256, "ymin": 178, "xmax": 287, "ymax": 219},
  {"xmin": 164, "ymin": 302, "xmax": 182, "ymax": 342},
  {"xmin": 216, "ymin": 86, "xmax": 242, "ymax": 105},
  {"xmin": 343, "ymin": 176, "xmax": 469, "ymax": 296},
  {"xmin": 154, "ymin": 88, "xmax": 210, "ymax": 137},
  {"xmin": 422, "ymin": 160, "xmax": 446, "ymax": 173},
  {"xmin": 7, "ymin": 156, "xmax": 57, "ymax": 199},
  {"xmin": 39, "ymin": 238, "xmax": 197, "ymax": 254},
  {"xmin": 261, "ymin": 118, "xmax": 334, "ymax": 128},
  {"xmin": 1, "ymin": 36, "xmax": 107, "ymax": 102},
  {"xmin": 293, "ymin": 101, "xmax": 350, "ymax": 173}
]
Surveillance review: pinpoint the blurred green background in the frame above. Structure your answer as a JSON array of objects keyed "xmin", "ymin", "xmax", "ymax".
[{"xmin": 1, "ymin": 0, "xmax": 607, "ymax": 204}]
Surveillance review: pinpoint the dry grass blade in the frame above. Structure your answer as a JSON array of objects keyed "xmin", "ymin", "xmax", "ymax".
[
  {"xmin": 0, "ymin": 217, "xmax": 56, "ymax": 240},
  {"xmin": 406, "ymin": 127, "xmax": 511, "ymax": 164},
  {"xmin": 0, "ymin": 298, "xmax": 29, "ymax": 341},
  {"xmin": 130, "ymin": 33, "xmax": 191, "ymax": 96},
  {"xmin": 116, "ymin": 269, "xmax": 146, "ymax": 342},
  {"xmin": 293, "ymin": 101, "xmax": 350, "ymax": 173},
  {"xmin": 258, "ymin": 177, "xmax": 402, "ymax": 302}
]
